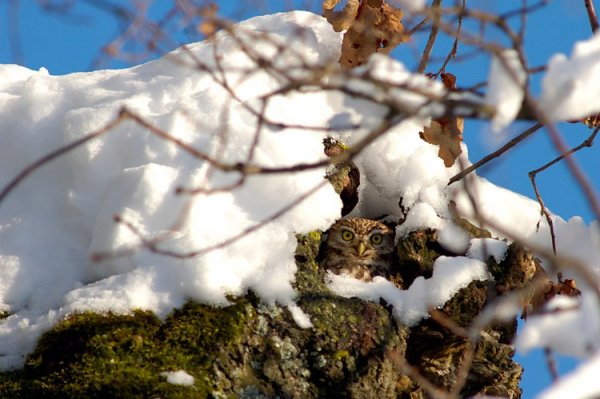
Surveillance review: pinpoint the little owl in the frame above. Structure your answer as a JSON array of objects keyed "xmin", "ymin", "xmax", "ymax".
[{"xmin": 320, "ymin": 218, "xmax": 395, "ymax": 282}]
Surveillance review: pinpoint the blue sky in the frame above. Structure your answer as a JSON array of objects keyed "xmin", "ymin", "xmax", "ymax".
[{"xmin": 1, "ymin": 1, "xmax": 596, "ymax": 397}]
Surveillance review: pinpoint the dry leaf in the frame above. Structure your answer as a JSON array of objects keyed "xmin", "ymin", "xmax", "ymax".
[
  {"xmin": 420, "ymin": 119, "xmax": 463, "ymax": 167},
  {"xmin": 198, "ymin": 3, "xmax": 219, "ymax": 37},
  {"xmin": 323, "ymin": 1, "xmax": 408, "ymax": 69},
  {"xmin": 323, "ymin": 0, "xmax": 360, "ymax": 32},
  {"xmin": 522, "ymin": 271, "xmax": 582, "ymax": 320},
  {"xmin": 583, "ymin": 113, "xmax": 600, "ymax": 128},
  {"xmin": 419, "ymin": 73, "xmax": 463, "ymax": 167}
]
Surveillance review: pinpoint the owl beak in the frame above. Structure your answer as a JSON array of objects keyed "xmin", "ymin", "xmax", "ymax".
[{"xmin": 356, "ymin": 242, "xmax": 366, "ymax": 256}]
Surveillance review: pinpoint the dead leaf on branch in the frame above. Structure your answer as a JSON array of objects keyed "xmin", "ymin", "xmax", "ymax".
[
  {"xmin": 419, "ymin": 73, "xmax": 464, "ymax": 167},
  {"xmin": 582, "ymin": 113, "xmax": 600, "ymax": 128},
  {"xmin": 323, "ymin": 0, "xmax": 360, "ymax": 32},
  {"xmin": 323, "ymin": 0, "xmax": 408, "ymax": 69},
  {"xmin": 521, "ymin": 264, "xmax": 582, "ymax": 320},
  {"xmin": 197, "ymin": 3, "xmax": 220, "ymax": 37},
  {"xmin": 544, "ymin": 278, "xmax": 582, "ymax": 300}
]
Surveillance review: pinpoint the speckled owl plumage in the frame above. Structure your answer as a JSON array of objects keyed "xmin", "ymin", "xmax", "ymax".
[{"xmin": 320, "ymin": 217, "xmax": 395, "ymax": 282}]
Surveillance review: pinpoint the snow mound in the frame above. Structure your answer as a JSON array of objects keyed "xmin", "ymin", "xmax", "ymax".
[
  {"xmin": 540, "ymin": 31, "xmax": 600, "ymax": 122},
  {"xmin": 1, "ymin": 10, "xmax": 599, "ymax": 376},
  {"xmin": 0, "ymin": 11, "xmax": 343, "ymax": 370},
  {"xmin": 327, "ymin": 256, "xmax": 490, "ymax": 326}
]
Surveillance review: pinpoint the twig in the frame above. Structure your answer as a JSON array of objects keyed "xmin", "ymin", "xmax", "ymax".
[
  {"xmin": 407, "ymin": 15, "xmax": 431, "ymax": 36},
  {"xmin": 417, "ymin": 0, "xmax": 442, "ymax": 74},
  {"xmin": 179, "ymin": 44, "xmax": 356, "ymax": 133},
  {"xmin": 528, "ymin": 170, "xmax": 558, "ymax": 260},
  {"xmin": 387, "ymin": 350, "xmax": 452, "ymax": 399},
  {"xmin": 519, "ymin": 0, "xmax": 528, "ymax": 42},
  {"xmin": 92, "ymin": 180, "xmax": 331, "ymax": 261},
  {"xmin": 0, "ymin": 111, "xmax": 128, "ymax": 209},
  {"xmin": 434, "ymin": 0, "xmax": 466, "ymax": 77},
  {"xmin": 448, "ymin": 123, "xmax": 543, "ymax": 185},
  {"xmin": 545, "ymin": 347, "xmax": 560, "ymax": 381},
  {"xmin": 449, "ymin": 342, "xmax": 477, "ymax": 399},
  {"xmin": 525, "ymin": 90, "xmax": 600, "ymax": 222},
  {"xmin": 91, "ymin": 109, "xmax": 403, "ymax": 260},
  {"xmin": 430, "ymin": 309, "xmax": 469, "ymax": 338},
  {"xmin": 528, "ymin": 125, "xmax": 599, "ymax": 272},
  {"xmin": 585, "ymin": 0, "xmax": 600, "ymax": 32}
]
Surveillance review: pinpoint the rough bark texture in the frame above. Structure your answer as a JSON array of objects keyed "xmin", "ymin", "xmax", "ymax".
[{"xmin": 0, "ymin": 218, "xmax": 533, "ymax": 398}]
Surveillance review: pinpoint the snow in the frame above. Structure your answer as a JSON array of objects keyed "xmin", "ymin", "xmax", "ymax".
[
  {"xmin": 1, "ymin": 10, "xmax": 600, "ymax": 395},
  {"xmin": 396, "ymin": 0, "xmax": 427, "ymax": 14},
  {"xmin": 160, "ymin": 370, "xmax": 195, "ymax": 386},
  {"xmin": 539, "ymin": 30, "xmax": 600, "ymax": 122},
  {"xmin": 485, "ymin": 49, "xmax": 526, "ymax": 131},
  {"xmin": 0, "ymin": 11, "xmax": 342, "ymax": 370},
  {"xmin": 328, "ymin": 255, "xmax": 490, "ymax": 326},
  {"xmin": 538, "ymin": 351, "xmax": 600, "ymax": 399},
  {"xmin": 515, "ymin": 295, "xmax": 600, "ymax": 358},
  {"xmin": 438, "ymin": 222, "xmax": 471, "ymax": 254},
  {"xmin": 467, "ymin": 238, "xmax": 508, "ymax": 263}
]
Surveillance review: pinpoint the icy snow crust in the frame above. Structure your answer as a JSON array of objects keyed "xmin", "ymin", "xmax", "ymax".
[{"xmin": 0, "ymin": 11, "xmax": 599, "ymax": 385}]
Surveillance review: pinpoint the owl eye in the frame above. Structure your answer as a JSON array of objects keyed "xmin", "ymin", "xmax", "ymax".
[
  {"xmin": 371, "ymin": 234, "xmax": 383, "ymax": 244},
  {"xmin": 342, "ymin": 230, "xmax": 354, "ymax": 241}
]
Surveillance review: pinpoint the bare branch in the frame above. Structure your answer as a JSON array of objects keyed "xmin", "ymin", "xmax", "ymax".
[
  {"xmin": 434, "ymin": 0, "xmax": 465, "ymax": 77},
  {"xmin": 417, "ymin": 0, "xmax": 442, "ymax": 74},
  {"xmin": 585, "ymin": 0, "xmax": 600, "ymax": 32},
  {"xmin": 545, "ymin": 347, "xmax": 559, "ymax": 381},
  {"xmin": 448, "ymin": 123, "xmax": 543, "ymax": 185},
  {"xmin": 0, "ymin": 111, "xmax": 128, "ymax": 209}
]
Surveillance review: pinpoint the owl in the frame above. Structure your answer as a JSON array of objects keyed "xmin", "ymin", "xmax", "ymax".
[{"xmin": 320, "ymin": 218, "xmax": 395, "ymax": 282}]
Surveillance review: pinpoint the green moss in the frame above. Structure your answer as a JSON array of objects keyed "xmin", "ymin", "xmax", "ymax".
[
  {"xmin": 0, "ymin": 230, "xmax": 522, "ymax": 398},
  {"xmin": 394, "ymin": 229, "xmax": 447, "ymax": 287},
  {"xmin": 441, "ymin": 281, "xmax": 488, "ymax": 327},
  {"xmin": 294, "ymin": 231, "xmax": 328, "ymax": 296},
  {"xmin": 1, "ymin": 301, "xmax": 251, "ymax": 398},
  {"xmin": 333, "ymin": 350, "xmax": 350, "ymax": 359},
  {"xmin": 307, "ymin": 231, "xmax": 321, "ymax": 243}
]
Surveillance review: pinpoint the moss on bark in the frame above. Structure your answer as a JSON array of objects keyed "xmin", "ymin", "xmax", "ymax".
[{"xmin": 1, "ymin": 222, "xmax": 531, "ymax": 398}]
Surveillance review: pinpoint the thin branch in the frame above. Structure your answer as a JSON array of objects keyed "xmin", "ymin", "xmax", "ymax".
[
  {"xmin": 449, "ymin": 342, "xmax": 477, "ymax": 399},
  {"xmin": 387, "ymin": 350, "xmax": 452, "ymax": 399},
  {"xmin": 528, "ymin": 169, "xmax": 558, "ymax": 259},
  {"xmin": 585, "ymin": 0, "xmax": 600, "ymax": 32},
  {"xmin": 527, "ymin": 125, "xmax": 599, "ymax": 268},
  {"xmin": 434, "ymin": 0, "xmax": 466, "ymax": 77},
  {"xmin": 92, "ymin": 179, "xmax": 331, "ymax": 261},
  {"xmin": 448, "ymin": 123, "xmax": 543, "ymax": 185},
  {"xmin": 524, "ymin": 89, "xmax": 600, "ymax": 223},
  {"xmin": 417, "ymin": 0, "xmax": 442, "ymax": 74},
  {"xmin": 519, "ymin": 0, "xmax": 528, "ymax": 42},
  {"xmin": 407, "ymin": 15, "xmax": 431, "ymax": 36},
  {"xmin": 0, "ymin": 111, "xmax": 128, "ymax": 209},
  {"xmin": 429, "ymin": 309, "xmax": 469, "ymax": 338},
  {"xmin": 545, "ymin": 346, "xmax": 559, "ymax": 381}
]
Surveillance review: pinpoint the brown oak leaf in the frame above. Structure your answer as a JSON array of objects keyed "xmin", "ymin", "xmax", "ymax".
[
  {"xmin": 522, "ymin": 271, "xmax": 582, "ymax": 320},
  {"xmin": 323, "ymin": 0, "xmax": 408, "ymax": 69},
  {"xmin": 323, "ymin": 0, "xmax": 360, "ymax": 32},
  {"xmin": 419, "ymin": 73, "xmax": 464, "ymax": 167}
]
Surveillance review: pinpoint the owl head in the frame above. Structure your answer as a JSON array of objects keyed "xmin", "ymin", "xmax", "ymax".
[{"xmin": 326, "ymin": 217, "xmax": 395, "ymax": 262}]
